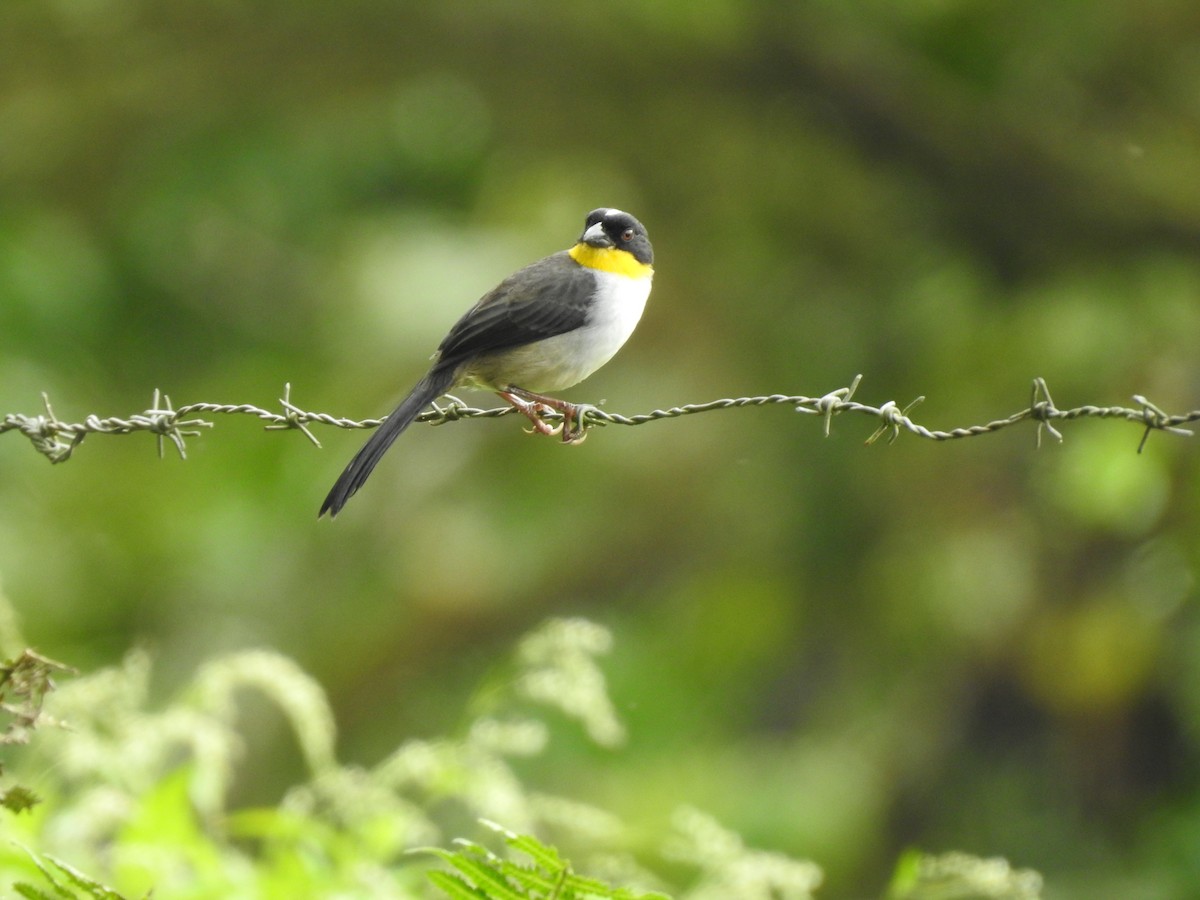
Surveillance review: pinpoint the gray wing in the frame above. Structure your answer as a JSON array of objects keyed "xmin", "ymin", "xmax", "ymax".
[{"xmin": 433, "ymin": 252, "xmax": 591, "ymax": 370}]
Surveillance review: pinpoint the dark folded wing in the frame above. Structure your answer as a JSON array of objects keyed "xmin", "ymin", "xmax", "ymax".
[{"xmin": 433, "ymin": 252, "xmax": 592, "ymax": 369}]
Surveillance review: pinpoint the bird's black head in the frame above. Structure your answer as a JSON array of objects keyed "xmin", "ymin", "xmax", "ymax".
[{"xmin": 579, "ymin": 208, "xmax": 653, "ymax": 266}]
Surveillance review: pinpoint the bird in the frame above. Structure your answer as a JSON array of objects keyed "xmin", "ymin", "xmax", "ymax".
[{"xmin": 319, "ymin": 207, "xmax": 654, "ymax": 517}]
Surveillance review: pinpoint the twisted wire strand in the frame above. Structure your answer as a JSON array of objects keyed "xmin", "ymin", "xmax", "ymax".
[{"xmin": 1, "ymin": 377, "xmax": 1196, "ymax": 464}]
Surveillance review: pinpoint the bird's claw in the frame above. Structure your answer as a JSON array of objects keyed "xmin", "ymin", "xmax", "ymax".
[
  {"xmin": 560, "ymin": 402, "xmax": 598, "ymax": 444},
  {"xmin": 522, "ymin": 404, "xmax": 562, "ymax": 437},
  {"xmin": 500, "ymin": 389, "xmax": 597, "ymax": 444}
]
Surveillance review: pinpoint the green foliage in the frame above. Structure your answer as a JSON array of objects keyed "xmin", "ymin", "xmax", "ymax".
[
  {"xmin": 1, "ymin": 620, "xmax": 641, "ymax": 897},
  {"xmin": 421, "ymin": 820, "xmax": 669, "ymax": 900},
  {"xmin": 0, "ymin": 649, "xmax": 72, "ymax": 747},
  {"xmin": 0, "ymin": 649, "xmax": 73, "ymax": 814},
  {"xmin": 662, "ymin": 807, "xmax": 824, "ymax": 900},
  {"xmin": 2, "ymin": 784, "xmax": 40, "ymax": 814},
  {"xmin": 0, "ymin": 620, "xmax": 1042, "ymax": 899},
  {"xmin": 12, "ymin": 850, "xmax": 137, "ymax": 900},
  {"xmin": 4, "ymin": 619, "xmax": 632, "ymax": 897},
  {"xmin": 887, "ymin": 849, "xmax": 1042, "ymax": 900}
]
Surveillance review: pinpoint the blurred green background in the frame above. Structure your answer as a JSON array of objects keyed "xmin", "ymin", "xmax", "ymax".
[{"xmin": 2, "ymin": 1, "xmax": 1199, "ymax": 896}]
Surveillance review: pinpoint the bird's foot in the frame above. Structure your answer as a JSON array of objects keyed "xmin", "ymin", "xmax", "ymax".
[
  {"xmin": 498, "ymin": 388, "xmax": 598, "ymax": 443},
  {"xmin": 498, "ymin": 390, "xmax": 562, "ymax": 437},
  {"xmin": 559, "ymin": 402, "xmax": 599, "ymax": 444}
]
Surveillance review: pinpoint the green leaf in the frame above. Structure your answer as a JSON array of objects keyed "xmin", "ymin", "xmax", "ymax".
[
  {"xmin": 423, "ymin": 843, "xmax": 526, "ymax": 900},
  {"xmin": 13, "ymin": 882, "xmax": 65, "ymax": 900},
  {"xmin": 423, "ymin": 827, "xmax": 674, "ymax": 900},
  {"xmin": 427, "ymin": 870, "xmax": 492, "ymax": 900},
  {"xmin": 41, "ymin": 855, "xmax": 128, "ymax": 900},
  {"xmin": 886, "ymin": 847, "xmax": 923, "ymax": 897},
  {"xmin": 1, "ymin": 785, "xmax": 42, "ymax": 814},
  {"xmin": 505, "ymin": 832, "xmax": 567, "ymax": 873},
  {"xmin": 16, "ymin": 850, "xmax": 80, "ymax": 899}
]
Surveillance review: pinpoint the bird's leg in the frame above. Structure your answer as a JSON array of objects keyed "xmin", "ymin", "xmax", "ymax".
[
  {"xmin": 497, "ymin": 389, "xmax": 561, "ymax": 437},
  {"xmin": 503, "ymin": 387, "xmax": 596, "ymax": 444}
]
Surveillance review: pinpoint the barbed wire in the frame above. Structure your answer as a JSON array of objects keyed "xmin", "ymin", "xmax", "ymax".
[{"xmin": 1, "ymin": 377, "xmax": 1196, "ymax": 465}]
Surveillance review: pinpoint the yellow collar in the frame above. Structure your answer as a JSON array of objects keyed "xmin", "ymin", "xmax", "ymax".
[{"xmin": 568, "ymin": 243, "xmax": 654, "ymax": 279}]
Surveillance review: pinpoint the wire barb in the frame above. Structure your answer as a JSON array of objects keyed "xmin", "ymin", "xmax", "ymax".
[
  {"xmin": 134, "ymin": 389, "xmax": 205, "ymax": 460},
  {"xmin": 1132, "ymin": 393, "xmax": 1194, "ymax": 453},
  {"xmin": 26, "ymin": 394, "xmax": 83, "ymax": 463},
  {"xmin": 2, "ymin": 377, "xmax": 1197, "ymax": 464},
  {"xmin": 865, "ymin": 395, "xmax": 926, "ymax": 446},
  {"xmin": 426, "ymin": 394, "xmax": 473, "ymax": 427},
  {"xmin": 1029, "ymin": 377, "xmax": 1063, "ymax": 448},
  {"xmin": 266, "ymin": 383, "xmax": 322, "ymax": 448}
]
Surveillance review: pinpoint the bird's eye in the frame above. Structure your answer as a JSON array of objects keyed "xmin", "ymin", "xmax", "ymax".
[{"xmin": 621, "ymin": 228, "xmax": 635, "ymax": 242}]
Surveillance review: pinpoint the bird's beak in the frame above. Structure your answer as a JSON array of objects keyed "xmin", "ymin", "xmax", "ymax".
[{"xmin": 581, "ymin": 221, "xmax": 613, "ymax": 248}]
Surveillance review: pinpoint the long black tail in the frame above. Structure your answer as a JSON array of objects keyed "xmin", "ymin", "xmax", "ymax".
[{"xmin": 319, "ymin": 366, "xmax": 457, "ymax": 518}]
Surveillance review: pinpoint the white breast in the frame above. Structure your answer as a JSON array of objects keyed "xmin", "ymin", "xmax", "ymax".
[{"xmin": 470, "ymin": 269, "xmax": 652, "ymax": 393}]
